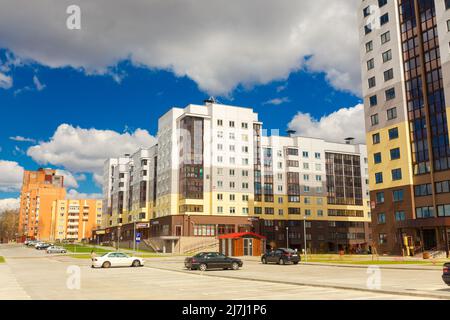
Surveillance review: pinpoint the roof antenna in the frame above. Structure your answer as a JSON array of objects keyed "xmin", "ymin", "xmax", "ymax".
[
  {"xmin": 286, "ymin": 129, "xmax": 296, "ymax": 137},
  {"xmin": 204, "ymin": 96, "xmax": 220, "ymax": 105},
  {"xmin": 345, "ymin": 137, "xmax": 355, "ymax": 145}
]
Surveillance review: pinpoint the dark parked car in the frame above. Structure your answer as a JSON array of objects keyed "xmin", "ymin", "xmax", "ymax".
[
  {"xmin": 36, "ymin": 243, "xmax": 53, "ymax": 250},
  {"xmin": 261, "ymin": 248, "xmax": 300, "ymax": 265},
  {"xmin": 185, "ymin": 252, "xmax": 243, "ymax": 271},
  {"xmin": 443, "ymin": 263, "xmax": 450, "ymax": 286}
]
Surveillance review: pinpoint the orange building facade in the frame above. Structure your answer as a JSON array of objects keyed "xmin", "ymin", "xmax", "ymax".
[
  {"xmin": 18, "ymin": 169, "xmax": 66, "ymax": 241},
  {"xmin": 18, "ymin": 168, "xmax": 102, "ymax": 242}
]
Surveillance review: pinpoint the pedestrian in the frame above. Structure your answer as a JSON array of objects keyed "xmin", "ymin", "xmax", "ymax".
[{"xmin": 90, "ymin": 249, "xmax": 97, "ymax": 260}]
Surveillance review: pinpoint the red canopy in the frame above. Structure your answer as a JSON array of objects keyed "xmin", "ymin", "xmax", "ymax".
[{"xmin": 218, "ymin": 232, "xmax": 266, "ymax": 240}]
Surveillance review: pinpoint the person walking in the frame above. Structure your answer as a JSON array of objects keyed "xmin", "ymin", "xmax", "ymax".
[{"xmin": 90, "ymin": 249, "xmax": 97, "ymax": 260}]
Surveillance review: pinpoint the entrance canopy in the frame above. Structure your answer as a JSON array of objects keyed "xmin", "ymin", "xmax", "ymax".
[{"xmin": 218, "ymin": 232, "xmax": 266, "ymax": 240}]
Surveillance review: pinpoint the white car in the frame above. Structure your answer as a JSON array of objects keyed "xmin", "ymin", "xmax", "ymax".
[{"xmin": 91, "ymin": 252, "xmax": 145, "ymax": 268}]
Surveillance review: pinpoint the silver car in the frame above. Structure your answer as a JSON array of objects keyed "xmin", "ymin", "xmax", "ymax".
[{"xmin": 46, "ymin": 246, "xmax": 67, "ymax": 254}]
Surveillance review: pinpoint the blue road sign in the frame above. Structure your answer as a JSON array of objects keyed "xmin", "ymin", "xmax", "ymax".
[{"xmin": 136, "ymin": 232, "xmax": 141, "ymax": 243}]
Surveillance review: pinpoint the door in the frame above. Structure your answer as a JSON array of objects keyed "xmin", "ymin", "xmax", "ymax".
[
  {"xmin": 423, "ymin": 229, "xmax": 437, "ymax": 250},
  {"xmin": 243, "ymin": 238, "xmax": 253, "ymax": 256},
  {"xmin": 114, "ymin": 253, "xmax": 130, "ymax": 266},
  {"xmin": 175, "ymin": 225, "xmax": 182, "ymax": 237}
]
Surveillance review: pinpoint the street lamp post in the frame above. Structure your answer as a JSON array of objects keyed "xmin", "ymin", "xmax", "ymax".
[
  {"xmin": 133, "ymin": 217, "xmax": 136, "ymax": 252},
  {"xmin": 303, "ymin": 216, "xmax": 307, "ymax": 262},
  {"xmin": 286, "ymin": 226, "xmax": 289, "ymax": 248}
]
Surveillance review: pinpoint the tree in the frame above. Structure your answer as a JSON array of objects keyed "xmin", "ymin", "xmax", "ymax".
[{"xmin": 0, "ymin": 209, "xmax": 19, "ymax": 243}]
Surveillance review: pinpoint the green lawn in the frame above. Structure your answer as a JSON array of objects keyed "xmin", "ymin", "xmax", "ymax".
[
  {"xmin": 301, "ymin": 254, "xmax": 449, "ymax": 266},
  {"xmin": 62, "ymin": 244, "xmax": 111, "ymax": 254},
  {"xmin": 0, "ymin": 256, "xmax": 5, "ymax": 263}
]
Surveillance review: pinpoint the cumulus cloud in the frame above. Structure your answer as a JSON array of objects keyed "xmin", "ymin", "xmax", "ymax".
[
  {"xmin": 9, "ymin": 136, "xmax": 36, "ymax": 143},
  {"xmin": 0, "ymin": 0, "xmax": 361, "ymax": 96},
  {"xmin": 0, "ymin": 160, "xmax": 24, "ymax": 192},
  {"xmin": 288, "ymin": 104, "xmax": 365, "ymax": 144},
  {"xmin": 27, "ymin": 124, "xmax": 156, "ymax": 177},
  {"xmin": 67, "ymin": 189, "xmax": 102, "ymax": 200},
  {"xmin": 0, "ymin": 198, "xmax": 20, "ymax": 213},
  {"xmin": 263, "ymin": 97, "xmax": 291, "ymax": 106},
  {"xmin": 55, "ymin": 170, "xmax": 80, "ymax": 188},
  {"xmin": 0, "ymin": 72, "xmax": 12, "ymax": 89},
  {"xmin": 32, "ymin": 75, "xmax": 46, "ymax": 91}
]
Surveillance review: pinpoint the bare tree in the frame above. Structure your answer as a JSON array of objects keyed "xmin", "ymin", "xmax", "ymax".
[{"xmin": 0, "ymin": 209, "xmax": 19, "ymax": 243}]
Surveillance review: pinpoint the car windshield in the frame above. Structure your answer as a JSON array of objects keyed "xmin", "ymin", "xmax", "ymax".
[
  {"xmin": 284, "ymin": 249, "xmax": 296, "ymax": 254},
  {"xmin": 194, "ymin": 253, "xmax": 206, "ymax": 258}
]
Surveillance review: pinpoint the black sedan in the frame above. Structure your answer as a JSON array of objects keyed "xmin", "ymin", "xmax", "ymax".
[
  {"xmin": 443, "ymin": 263, "xmax": 450, "ymax": 286},
  {"xmin": 185, "ymin": 252, "xmax": 243, "ymax": 271},
  {"xmin": 261, "ymin": 248, "xmax": 300, "ymax": 265}
]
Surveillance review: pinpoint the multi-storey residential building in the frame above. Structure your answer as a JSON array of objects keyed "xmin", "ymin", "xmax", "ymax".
[
  {"xmin": 51, "ymin": 199, "xmax": 102, "ymax": 241},
  {"xmin": 18, "ymin": 169, "xmax": 66, "ymax": 241},
  {"xmin": 359, "ymin": 0, "xmax": 450, "ymax": 256},
  {"xmin": 99, "ymin": 101, "xmax": 371, "ymax": 254}
]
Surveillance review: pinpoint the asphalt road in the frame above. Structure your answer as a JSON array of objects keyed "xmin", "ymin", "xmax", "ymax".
[{"xmin": 0, "ymin": 244, "xmax": 448, "ymax": 300}]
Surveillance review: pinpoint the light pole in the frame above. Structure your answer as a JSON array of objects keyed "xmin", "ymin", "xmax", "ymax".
[
  {"xmin": 303, "ymin": 216, "xmax": 307, "ymax": 262},
  {"xmin": 133, "ymin": 216, "xmax": 136, "ymax": 252},
  {"xmin": 286, "ymin": 226, "xmax": 289, "ymax": 248}
]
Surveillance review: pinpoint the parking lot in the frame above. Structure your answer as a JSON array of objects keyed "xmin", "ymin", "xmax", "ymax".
[{"xmin": 0, "ymin": 244, "xmax": 449, "ymax": 300}]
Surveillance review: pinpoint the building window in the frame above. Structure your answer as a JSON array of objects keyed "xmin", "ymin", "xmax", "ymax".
[
  {"xmin": 254, "ymin": 207, "xmax": 262, "ymax": 215},
  {"xmin": 369, "ymin": 95, "xmax": 378, "ymax": 107},
  {"xmin": 371, "ymin": 114, "xmax": 379, "ymax": 126},
  {"xmin": 384, "ymin": 68, "xmax": 394, "ymax": 81},
  {"xmin": 380, "ymin": 13, "xmax": 389, "ymax": 26},
  {"xmin": 385, "ymin": 87, "xmax": 396, "ymax": 100},
  {"xmin": 382, "ymin": 49, "xmax": 392, "ymax": 63},
  {"xmin": 416, "ymin": 206, "xmax": 435, "ymax": 219},
  {"xmin": 381, "ymin": 30, "xmax": 390, "ymax": 44},
  {"xmin": 217, "ymin": 119, "xmax": 223, "ymax": 126},
  {"xmin": 367, "ymin": 58, "xmax": 375, "ymax": 70},
  {"xmin": 415, "ymin": 184, "xmax": 432, "ymax": 197},
  {"xmin": 372, "ymin": 133, "xmax": 380, "ymax": 144},
  {"xmin": 368, "ymin": 77, "xmax": 376, "ymax": 88},
  {"xmin": 387, "ymin": 107, "xmax": 397, "ymax": 120},
  {"xmin": 363, "ymin": 6, "xmax": 371, "ymax": 17},
  {"xmin": 376, "ymin": 192, "xmax": 385, "ymax": 204},
  {"xmin": 366, "ymin": 41, "xmax": 373, "ymax": 52},
  {"xmin": 390, "ymin": 148, "xmax": 401, "ymax": 160},
  {"xmin": 388, "ymin": 127, "xmax": 399, "ymax": 140},
  {"xmin": 393, "ymin": 189, "xmax": 404, "ymax": 202},
  {"xmin": 365, "ymin": 24, "xmax": 372, "ymax": 35},
  {"xmin": 379, "ymin": 233, "xmax": 387, "ymax": 245},
  {"xmin": 378, "ymin": 0, "xmax": 387, "ymax": 8},
  {"xmin": 375, "ymin": 172, "xmax": 383, "ymax": 184},
  {"xmin": 436, "ymin": 180, "xmax": 450, "ymax": 194},
  {"xmin": 374, "ymin": 152, "xmax": 382, "ymax": 164},
  {"xmin": 391, "ymin": 168, "xmax": 402, "ymax": 181},
  {"xmin": 378, "ymin": 213, "xmax": 386, "ymax": 224},
  {"xmin": 395, "ymin": 211, "xmax": 406, "ymax": 221},
  {"xmin": 437, "ymin": 204, "xmax": 450, "ymax": 217}
]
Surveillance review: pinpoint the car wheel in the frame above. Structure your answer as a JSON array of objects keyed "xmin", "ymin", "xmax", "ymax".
[
  {"xmin": 231, "ymin": 262, "xmax": 240, "ymax": 270},
  {"xmin": 279, "ymin": 258, "xmax": 285, "ymax": 265},
  {"xmin": 132, "ymin": 260, "xmax": 141, "ymax": 267},
  {"xmin": 199, "ymin": 263, "xmax": 207, "ymax": 272},
  {"xmin": 102, "ymin": 261, "xmax": 111, "ymax": 268},
  {"xmin": 262, "ymin": 258, "xmax": 267, "ymax": 264}
]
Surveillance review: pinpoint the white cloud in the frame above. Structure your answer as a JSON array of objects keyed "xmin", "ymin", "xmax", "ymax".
[
  {"xmin": 66, "ymin": 189, "xmax": 102, "ymax": 200},
  {"xmin": 263, "ymin": 97, "xmax": 291, "ymax": 106},
  {"xmin": 0, "ymin": 160, "xmax": 24, "ymax": 192},
  {"xmin": 32, "ymin": 75, "xmax": 46, "ymax": 91},
  {"xmin": 0, "ymin": 0, "xmax": 361, "ymax": 96},
  {"xmin": 27, "ymin": 124, "xmax": 156, "ymax": 177},
  {"xmin": 288, "ymin": 104, "xmax": 366, "ymax": 144},
  {"xmin": 55, "ymin": 169, "xmax": 79, "ymax": 188},
  {"xmin": 0, "ymin": 198, "xmax": 20, "ymax": 213},
  {"xmin": 0, "ymin": 72, "xmax": 13, "ymax": 89},
  {"xmin": 9, "ymin": 136, "xmax": 36, "ymax": 143}
]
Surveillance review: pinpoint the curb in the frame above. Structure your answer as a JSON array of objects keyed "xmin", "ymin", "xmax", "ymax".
[
  {"xmin": 300, "ymin": 262, "xmax": 443, "ymax": 271},
  {"xmin": 145, "ymin": 265, "xmax": 450, "ymax": 300}
]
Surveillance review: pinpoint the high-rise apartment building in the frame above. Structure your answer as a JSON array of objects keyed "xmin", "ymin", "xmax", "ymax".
[
  {"xmin": 359, "ymin": 0, "xmax": 450, "ymax": 255},
  {"xmin": 51, "ymin": 199, "xmax": 103, "ymax": 242},
  {"xmin": 18, "ymin": 169, "xmax": 66, "ymax": 241},
  {"xmin": 100, "ymin": 101, "xmax": 371, "ymax": 253},
  {"xmin": 18, "ymin": 168, "xmax": 103, "ymax": 242}
]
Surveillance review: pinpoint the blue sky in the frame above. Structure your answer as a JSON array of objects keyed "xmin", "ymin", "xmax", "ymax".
[{"xmin": 0, "ymin": 0, "xmax": 365, "ymax": 203}]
